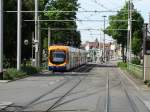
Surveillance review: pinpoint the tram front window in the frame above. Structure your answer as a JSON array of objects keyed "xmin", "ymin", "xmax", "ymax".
[{"xmin": 51, "ymin": 51, "xmax": 66, "ymax": 64}]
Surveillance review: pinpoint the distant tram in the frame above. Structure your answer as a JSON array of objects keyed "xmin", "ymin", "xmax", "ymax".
[{"xmin": 48, "ymin": 45, "xmax": 87, "ymax": 71}]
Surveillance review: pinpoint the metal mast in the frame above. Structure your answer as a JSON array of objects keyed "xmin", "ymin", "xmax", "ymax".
[
  {"xmin": 48, "ymin": 27, "xmax": 51, "ymax": 46},
  {"xmin": 17, "ymin": 0, "xmax": 22, "ymax": 70},
  {"xmin": 128, "ymin": 0, "xmax": 132, "ymax": 63},
  {"xmin": 0, "ymin": 0, "xmax": 3, "ymax": 79},
  {"xmin": 35, "ymin": 0, "xmax": 39, "ymax": 67},
  {"xmin": 103, "ymin": 15, "xmax": 106, "ymax": 62}
]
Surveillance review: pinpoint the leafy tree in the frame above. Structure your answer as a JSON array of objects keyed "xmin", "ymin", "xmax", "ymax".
[
  {"xmin": 4, "ymin": 0, "xmax": 34, "ymax": 67},
  {"xmin": 105, "ymin": 2, "xmax": 144, "ymax": 61},
  {"xmin": 3, "ymin": 0, "xmax": 81, "ymax": 67},
  {"xmin": 41, "ymin": 0, "xmax": 81, "ymax": 48}
]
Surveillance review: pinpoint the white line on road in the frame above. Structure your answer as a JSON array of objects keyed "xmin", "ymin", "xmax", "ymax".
[{"xmin": 0, "ymin": 102, "xmax": 13, "ymax": 110}]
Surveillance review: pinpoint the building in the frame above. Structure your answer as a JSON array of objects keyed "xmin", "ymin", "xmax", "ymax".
[
  {"xmin": 149, "ymin": 12, "xmax": 150, "ymax": 28},
  {"xmin": 81, "ymin": 39, "xmax": 122, "ymax": 62},
  {"xmin": 82, "ymin": 39, "xmax": 111, "ymax": 62}
]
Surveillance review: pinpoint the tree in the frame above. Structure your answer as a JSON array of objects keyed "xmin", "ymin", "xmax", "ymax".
[
  {"xmin": 4, "ymin": 0, "xmax": 34, "ymax": 67},
  {"xmin": 3, "ymin": 0, "xmax": 81, "ymax": 67},
  {"xmin": 41, "ymin": 0, "xmax": 81, "ymax": 48},
  {"xmin": 105, "ymin": 2, "xmax": 144, "ymax": 61}
]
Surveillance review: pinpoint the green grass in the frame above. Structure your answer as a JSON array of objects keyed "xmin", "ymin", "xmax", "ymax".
[
  {"xmin": 4, "ymin": 68, "xmax": 27, "ymax": 80},
  {"xmin": 21, "ymin": 66, "xmax": 41, "ymax": 75},
  {"xmin": 118, "ymin": 62, "xmax": 144, "ymax": 80},
  {"xmin": 3, "ymin": 66, "xmax": 42, "ymax": 80},
  {"xmin": 117, "ymin": 62, "xmax": 127, "ymax": 69}
]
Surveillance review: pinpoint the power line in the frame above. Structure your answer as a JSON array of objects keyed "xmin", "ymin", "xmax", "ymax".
[
  {"xmin": 93, "ymin": 0, "xmax": 112, "ymax": 11},
  {"xmin": 41, "ymin": 28, "xmax": 127, "ymax": 31},
  {"xmin": 4, "ymin": 10, "xmax": 138, "ymax": 13},
  {"xmin": 24, "ymin": 19, "xmax": 137, "ymax": 22}
]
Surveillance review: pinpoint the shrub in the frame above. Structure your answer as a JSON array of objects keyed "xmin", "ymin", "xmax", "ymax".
[
  {"xmin": 3, "ymin": 56, "xmax": 11, "ymax": 68},
  {"xmin": 3, "ymin": 66, "xmax": 41, "ymax": 80},
  {"xmin": 21, "ymin": 66, "xmax": 41, "ymax": 75},
  {"xmin": 4, "ymin": 68, "xmax": 27, "ymax": 80},
  {"xmin": 131, "ymin": 57, "xmax": 141, "ymax": 65},
  {"xmin": 117, "ymin": 62, "xmax": 127, "ymax": 69}
]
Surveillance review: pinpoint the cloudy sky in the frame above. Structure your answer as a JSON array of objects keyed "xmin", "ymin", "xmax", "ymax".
[{"xmin": 76, "ymin": 0, "xmax": 150, "ymax": 43}]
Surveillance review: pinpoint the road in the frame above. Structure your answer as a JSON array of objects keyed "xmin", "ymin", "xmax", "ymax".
[{"xmin": 0, "ymin": 62, "xmax": 150, "ymax": 112}]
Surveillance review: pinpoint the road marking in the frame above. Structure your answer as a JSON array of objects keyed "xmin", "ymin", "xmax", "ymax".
[
  {"xmin": 118, "ymin": 68, "xmax": 140, "ymax": 91},
  {"xmin": 0, "ymin": 80, "xmax": 10, "ymax": 83},
  {"xmin": 49, "ymin": 81, "xmax": 55, "ymax": 85},
  {"xmin": 0, "ymin": 102, "xmax": 13, "ymax": 110},
  {"xmin": 142, "ymin": 100, "xmax": 150, "ymax": 111}
]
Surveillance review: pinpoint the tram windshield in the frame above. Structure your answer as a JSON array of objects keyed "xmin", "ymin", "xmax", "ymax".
[{"xmin": 50, "ymin": 51, "xmax": 66, "ymax": 64}]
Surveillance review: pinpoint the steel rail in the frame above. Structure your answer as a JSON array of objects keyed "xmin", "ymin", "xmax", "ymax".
[
  {"xmin": 117, "ymin": 70, "xmax": 139, "ymax": 112},
  {"xmin": 117, "ymin": 68, "xmax": 150, "ymax": 112},
  {"xmin": 46, "ymin": 78, "xmax": 83, "ymax": 112},
  {"xmin": 14, "ymin": 77, "xmax": 71, "ymax": 112},
  {"xmin": 45, "ymin": 64, "xmax": 94, "ymax": 111},
  {"xmin": 106, "ymin": 71, "xmax": 110, "ymax": 112}
]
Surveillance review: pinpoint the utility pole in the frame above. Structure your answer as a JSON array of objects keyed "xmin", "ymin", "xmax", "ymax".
[
  {"xmin": 48, "ymin": 27, "xmax": 51, "ymax": 47},
  {"xmin": 0, "ymin": 0, "xmax": 3, "ymax": 79},
  {"xmin": 17, "ymin": 0, "xmax": 22, "ymax": 70},
  {"xmin": 102, "ymin": 15, "xmax": 106, "ymax": 62},
  {"xmin": 99, "ymin": 32, "xmax": 101, "ymax": 62},
  {"xmin": 38, "ymin": 16, "xmax": 41, "ymax": 66},
  {"xmin": 128, "ymin": 0, "xmax": 132, "ymax": 63},
  {"xmin": 127, "ymin": 0, "xmax": 130, "ymax": 63},
  {"xmin": 35, "ymin": 0, "xmax": 39, "ymax": 67},
  {"xmin": 32, "ymin": 32, "xmax": 34, "ymax": 60}
]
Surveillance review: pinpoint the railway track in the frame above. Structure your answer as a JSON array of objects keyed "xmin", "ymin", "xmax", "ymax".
[
  {"xmin": 1, "ymin": 64, "xmax": 94, "ymax": 112},
  {"xmin": 105, "ymin": 71, "xmax": 110, "ymax": 112},
  {"xmin": 106, "ymin": 68, "xmax": 150, "ymax": 112}
]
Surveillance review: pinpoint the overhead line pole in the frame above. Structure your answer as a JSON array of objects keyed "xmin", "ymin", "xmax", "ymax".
[
  {"xmin": 129, "ymin": 0, "xmax": 132, "ymax": 63},
  {"xmin": 0, "ymin": 0, "xmax": 3, "ymax": 79},
  {"xmin": 38, "ymin": 16, "xmax": 41, "ymax": 66},
  {"xmin": 99, "ymin": 32, "xmax": 102, "ymax": 62},
  {"xmin": 17, "ymin": 0, "xmax": 22, "ymax": 71},
  {"xmin": 128, "ymin": 0, "xmax": 132, "ymax": 63},
  {"xmin": 103, "ymin": 16, "xmax": 106, "ymax": 62},
  {"xmin": 48, "ymin": 27, "xmax": 51, "ymax": 46},
  {"xmin": 35, "ymin": 0, "xmax": 39, "ymax": 67}
]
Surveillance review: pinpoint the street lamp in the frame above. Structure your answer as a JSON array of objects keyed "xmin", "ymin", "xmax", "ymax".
[
  {"xmin": 102, "ymin": 15, "xmax": 107, "ymax": 62},
  {"xmin": 0, "ymin": 0, "xmax": 3, "ymax": 79}
]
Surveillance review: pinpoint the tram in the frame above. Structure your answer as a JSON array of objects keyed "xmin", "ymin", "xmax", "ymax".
[{"xmin": 48, "ymin": 45, "xmax": 87, "ymax": 71}]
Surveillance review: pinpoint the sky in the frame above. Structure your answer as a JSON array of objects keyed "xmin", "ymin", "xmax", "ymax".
[{"xmin": 76, "ymin": 0, "xmax": 150, "ymax": 44}]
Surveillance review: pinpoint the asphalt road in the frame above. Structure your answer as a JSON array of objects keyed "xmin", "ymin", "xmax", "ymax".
[{"xmin": 0, "ymin": 62, "xmax": 150, "ymax": 112}]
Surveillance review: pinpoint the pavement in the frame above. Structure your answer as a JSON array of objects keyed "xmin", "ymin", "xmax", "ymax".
[{"xmin": 0, "ymin": 62, "xmax": 150, "ymax": 112}]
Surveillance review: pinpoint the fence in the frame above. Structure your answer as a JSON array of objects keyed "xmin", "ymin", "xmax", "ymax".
[{"xmin": 127, "ymin": 63, "xmax": 143, "ymax": 80}]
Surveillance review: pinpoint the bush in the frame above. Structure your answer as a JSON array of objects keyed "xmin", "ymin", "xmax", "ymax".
[
  {"xmin": 3, "ymin": 56, "xmax": 11, "ymax": 68},
  {"xmin": 3, "ymin": 66, "xmax": 41, "ymax": 80},
  {"xmin": 131, "ymin": 57, "xmax": 141, "ymax": 65},
  {"xmin": 117, "ymin": 62, "xmax": 127, "ymax": 69},
  {"xmin": 4, "ymin": 68, "xmax": 27, "ymax": 80},
  {"xmin": 21, "ymin": 66, "xmax": 41, "ymax": 75}
]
